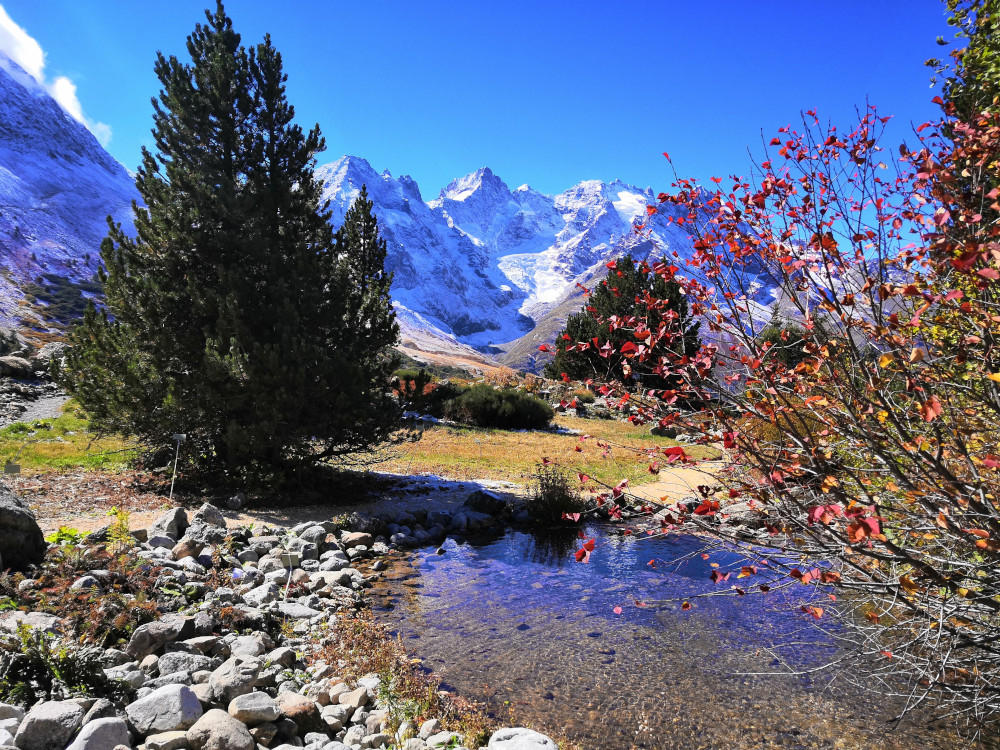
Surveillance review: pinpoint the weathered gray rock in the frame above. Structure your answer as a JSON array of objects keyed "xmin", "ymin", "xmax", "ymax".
[
  {"xmin": 157, "ymin": 652, "xmax": 215, "ymax": 676},
  {"xmin": 418, "ymin": 719, "xmax": 442, "ymax": 740},
  {"xmin": 81, "ymin": 699, "xmax": 117, "ymax": 726},
  {"xmin": 64, "ymin": 717, "xmax": 129, "ymax": 750},
  {"xmin": 125, "ymin": 684, "xmax": 203, "ymax": 734},
  {"xmin": 0, "ymin": 610, "xmax": 59, "ymax": 633},
  {"xmin": 126, "ymin": 618, "xmax": 185, "ymax": 659},
  {"xmin": 0, "ymin": 705, "xmax": 23, "ymax": 723},
  {"xmin": 185, "ymin": 709, "xmax": 254, "ymax": 750},
  {"xmin": 191, "ymin": 503, "xmax": 226, "ymax": 529},
  {"xmin": 227, "ymin": 692, "xmax": 280, "ymax": 725},
  {"xmin": 0, "ymin": 356, "xmax": 33, "ymax": 379},
  {"xmin": 144, "ymin": 730, "xmax": 190, "ymax": 750},
  {"xmin": 276, "ymin": 601, "xmax": 321, "ymax": 619},
  {"xmin": 149, "ymin": 508, "xmax": 189, "ymax": 542},
  {"xmin": 487, "ymin": 728, "xmax": 558, "ymax": 750},
  {"xmin": 208, "ymin": 656, "xmax": 261, "ymax": 704},
  {"xmin": 341, "ymin": 532, "xmax": 373, "ymax": 549},
  {"xmin": 337, "ymin": 686, "xmax": 369, "ymax": 711},
  {"xmin": 0, "ymin": 489, "xmax": 46, "ymax": 571},
  {"xmin": 13, "ymin": 700, "xmax": 84, "ymax": 750}
]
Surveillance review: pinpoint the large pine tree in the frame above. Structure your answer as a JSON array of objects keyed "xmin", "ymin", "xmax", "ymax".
[
  {"xmin": 544, "ymin": 254, "xmax": 700, "ymax": 389},
  {"xmin": 61, "ymin": 3, "xmax": 399, "ymax": 482}
]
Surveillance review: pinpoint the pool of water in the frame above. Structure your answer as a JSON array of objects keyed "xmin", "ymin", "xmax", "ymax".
[{"xmin": 371, "ymin": 523, "xmax": 971, "ymax": 749}]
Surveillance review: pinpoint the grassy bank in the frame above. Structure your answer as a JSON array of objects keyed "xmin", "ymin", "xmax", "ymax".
[
  {"xmin": 379, "ymin": 414, "xmax": 718, "ymax": 487},
  {"xmin": 0, "ymin": 401, "xmax": 135, "ymax": 472}
]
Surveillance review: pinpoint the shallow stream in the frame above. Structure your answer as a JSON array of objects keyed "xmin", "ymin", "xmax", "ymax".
[{"xmin": 372, "ymin": 522, "xmax": 971, "ymax": 749}]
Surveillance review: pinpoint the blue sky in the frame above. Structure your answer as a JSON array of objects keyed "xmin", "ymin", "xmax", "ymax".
[{"xmin": 0, "ymin": 1, "xmax": 953, "ymax": 197}]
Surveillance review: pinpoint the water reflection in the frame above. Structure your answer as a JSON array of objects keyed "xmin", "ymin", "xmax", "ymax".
[{"xmin": 372, "ymin": 524, "xmax": 972, "ymax": 750}]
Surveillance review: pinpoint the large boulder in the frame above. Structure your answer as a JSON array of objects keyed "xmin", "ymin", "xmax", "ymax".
[
  {"xmin": 148, "ymin": 508, "xmax": 189, "ymax": 542},
  {"xmin": 186, "ymin": 709, "xmax": 254, "ymax": 750},
  {"xmin": 125, "ymin": 683, "xmax": 203, "ymax": 735},
  {"xmin": 13, "ymin": 700, "xmax": 84, "ymax": 750},
  {"xmin": 64, "ymin": 717, "xmax": 130, "ymax": 750},
  {"xmin": 0, "ymin": 356, "xmax": 33, "ymax": 379},
  {"xmin": 0, "ymin": 488, "xmax": 46, "ymax": 571}
]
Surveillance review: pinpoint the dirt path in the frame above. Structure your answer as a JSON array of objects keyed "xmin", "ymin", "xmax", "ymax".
[{"xmin": 627, "ymin": 460, "xmax": 726, "ymax": 504}]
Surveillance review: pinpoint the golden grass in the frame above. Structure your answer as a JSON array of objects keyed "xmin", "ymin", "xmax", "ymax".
[
  {"xmin": 0, "ymin": 401, "xmax": 136, "ymax": 472},
  {"xmin": 378, "ymin": 414, "xmax": 718, "ymax": 487}
]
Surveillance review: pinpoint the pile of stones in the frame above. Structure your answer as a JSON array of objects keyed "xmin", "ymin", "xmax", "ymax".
[{"xmin": 0, "ymin": 491, "xmax": 556, "ymax": 750}]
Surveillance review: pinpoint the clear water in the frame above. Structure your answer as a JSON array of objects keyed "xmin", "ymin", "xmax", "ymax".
[{"xmin": 371, "ymin": 523, "xmax": 972, "ymax": 749}]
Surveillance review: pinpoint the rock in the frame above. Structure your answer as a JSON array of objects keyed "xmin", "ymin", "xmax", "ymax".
[
  {"xmin": 70, "ymin": 575, "xmax": 102, "ymax": 592},
  {"xmin": 464, "ymin": 489, "xmax": 507, "ymax": 514},
  {"xmin": 0, "ymin": 706, "xmax": 23, "ymax": 723},
  {"xmin": 417, "ymin": 719, "xmax": 442, "ymax": 740},
  {"xmin": 0, "ymin": 610, "xmax": 59, "ymax": 634},
  {"xmin": 337, "ymin": 687, "xmax": 369, "ymax": 711},
  {"xmin": 149, "ymin": 508, "xmax": 189, "ymax": 542},
  {"xmin": 403, "ymin": 740, "xmax": 429, "ymax": 750},
  {"xmin": 0, "ymin": 356, "xmax": 33, "ymax": 379},
  {"xmin": 144, "ymin": 730, "xmax": 190, "ymax": 750},
  {"xmin": 13, "ymin": 700, "xmax": 84, "ymax": 750},
  {"xmin": 276, "ymin": 601, "xmax": 321, "ymax": 619},
  {"xmin": 425, "ymin": 731, "xmax": 462, "ymax": 748},
  {"xmin": 172, "ymin": 538, "xmax": 206, "ymax": 561},
  {"xmin": 226, "ymin": 493, "xmax": 245, "ymax": 511},
  {"xmin": 228, "ymin": 634, "xmax": 268, "ymax": 658},
  {"xmin": 185, "ymin": 709, "xmax": 254, "ymax": 750},
  {"xmin": 157, "ymin": 652, "xmax": 215, "ymax": 676},
  {"xmin": 275, "ymin": 692, "xmax": 323, "ymax": 734},
  {"xmin": 227, "ymin": 692, "xmax": 280, "ymax": 725},
  {"xmin": 125, "ymin": 684, "xmax": 203, "ymax": 734},
  {"xmin": 341, "ymin": 531, "xmax": 373, "ymax": 549},
  {"xmin": 265, "ymin": 647, "xmax": 296, "ymax": 668},
  {"xmin": 208, "ymin": 655, "xmax": 261, "ymax": 704},
  {"xmin": 81, "ymin": 699, "xmax": 117, "ymax": 725},
  {"xmin": 127, "ymin": 618, "xmax": 185, "ymax": 659},
  {"xmin": 64, "ymin": 717, "xmax": 130, "ymax": 750},
  {"xmin": 248, "ymin": 721, "xmax": 278, "ymax": 745},
  {"xmin": 487, "ymin": 728, "xmax": 558, "ymax": 750},
  {"xmin": 0, "ymin": 488, "xmax": 46, "ymax": 571},
  {"xmin": 192, "ymin": 503, "xmax": 226, "ymax": 529}
]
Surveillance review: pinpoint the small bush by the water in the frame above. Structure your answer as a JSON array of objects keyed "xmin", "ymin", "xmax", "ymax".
[
  {"xmin": 525, "ymin": 463, "xmax": 587, "ymax": 522},
  {"xmin": 444, "ymin": 384, "xmax": 553, "ymax": 430}
]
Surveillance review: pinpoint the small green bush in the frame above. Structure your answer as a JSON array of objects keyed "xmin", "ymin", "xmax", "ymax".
[
  {"xmin": 444, "ymin": 385, "xmax": 554, "ymax": 430},
  {"xmin": 573, "ymin": 389, "xmax": 596, "ymax": 404},
  {"xmin": 0, "ymin": 625, "xmax": 130, "ymax": 706},
  {"xmin": 524, "ymin": 463, "xmax": 588, "ymax": 522}
]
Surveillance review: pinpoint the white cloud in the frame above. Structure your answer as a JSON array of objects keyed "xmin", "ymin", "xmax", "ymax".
[{"xmin": 0, "ymin": 4, "xmax": 112, "ymax": 146}]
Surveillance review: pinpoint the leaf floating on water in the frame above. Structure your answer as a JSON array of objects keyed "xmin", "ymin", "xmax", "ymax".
[{"xmin": 613, "ymin": 606, "xmax": 623, "ymax": 614}]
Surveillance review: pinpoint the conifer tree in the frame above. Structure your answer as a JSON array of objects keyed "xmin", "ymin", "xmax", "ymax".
[
  {"xmin": 544, "ymin": 254, "xmax": 700, "ymax": 389},
  {"xmin": 61, "ymin": 3, "xmax": 399, "ymax": 482}
]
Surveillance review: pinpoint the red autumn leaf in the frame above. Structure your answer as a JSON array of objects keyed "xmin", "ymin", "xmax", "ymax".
[
  {"xmin": 537, "ymin": 344, "xmax": 552, "ymax": 352},
  {"xmin": 681, "ymin": 601, "xmax": 692, "ymax": 610},
  {"xmin": 801, "ymin": 605, "xmax": 824, "ymax": 619},
  {"xmin": 977, "ymin": 268, "xmax": 1000, "ymax": 280},
  {"xmin": 613, "ymin": 606, "xmax": 623, "ymax": 615},
  {"xmin": 710, "ymin": 569, "xmax": 730, "ymax": 584},
  {"xmin": 921, "ymin": 396, "xmax": 943, "ymax": 422}
]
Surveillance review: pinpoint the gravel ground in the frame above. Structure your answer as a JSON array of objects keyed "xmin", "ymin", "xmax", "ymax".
[{"xmin": 14, "ymin": 468, "xmax": 526, "ymax": 535}]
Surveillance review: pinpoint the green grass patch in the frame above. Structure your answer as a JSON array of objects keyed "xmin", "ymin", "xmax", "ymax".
[
  {"xmin": 382, "ymin": 414, "xmax": 718, "ymax": 487},
  {"xmin": 0, "ymin": 402, "xmax": 136, "ymax": 472}
]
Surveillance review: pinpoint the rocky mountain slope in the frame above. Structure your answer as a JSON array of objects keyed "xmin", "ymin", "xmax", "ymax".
[{"xmin": 0, "ymin": 53, "xmax": 137, "ymax": 329}]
